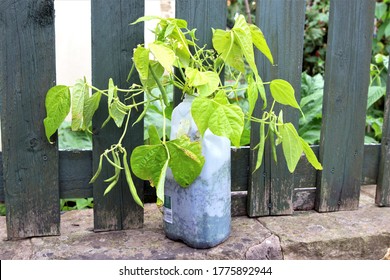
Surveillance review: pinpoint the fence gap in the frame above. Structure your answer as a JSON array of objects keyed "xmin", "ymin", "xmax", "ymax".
[
  {"xmin": 91, "ymin": 0, "xmax": 144, "ymax": 231},
  {"xmin": 315, "ymin": 0, "xmax": 376, "ymax": 212},
  {"xmin": 376, "ymin": 59, "xmax": 390, "ymax": 206},
  {"xmin": 0, "ymin": 0, "xmax": 60, "ymax": 239},
  {"xmin": 248, "ymin": 0, "xmax": 306, "ymax": 217}
]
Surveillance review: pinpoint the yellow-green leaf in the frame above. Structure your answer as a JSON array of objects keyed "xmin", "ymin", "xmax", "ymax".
[
  {"xmin": 43, "ymin": 85, "xmax": 71, "ymax": 143},
  {"xmin": 191, "ymin": 97, "xmax": 216, "ymax": 135},
  {"xmin": 254, "ymin": 121, "xmax": 266, "ymax": 172},
  {"xmin": 166, "ymin": 136, "xmax": 205, "ymax": 187},
  {"xmin": 232, "ymin": 15, "xmax": 258, "ymax": 76},
  {"xmin": 83, "ymin": 91, "xmax": 101, "ymax": 131},
  {"xmin": 212, "ymin": 29, "xmax": 245, "ymax": 73},
  {"xmin": 208, "ymin": 103, "xmax": 244, "ymax": 147},
  {"xmin": 280, "ymin": 123, "xmax": 303, "ymax": 173},
  {"xmin": 185, "ymin": 68, "xmax": 220, "ymax": 96},
  {"xmin": 249, "ymin": 24, "xmax": 274, "ymax": 65},
  {"xmin": 300, "ymin": 138, "xmax": 323, "ymax": 170},
  {"xmin": 133, "ymin": 45, "xmax": 150, "ymax": 81},
  {"xmin": 130, "ymin": 144, "xmax": 168, "ymax": 188},
  {"xmin": 148, "ymin": 125, "xmax": 161, "ymax": 145},
  {"xmin": 270, "ymin": 79, "xmax": 300, "ymax": 109},
  {"xmin": 149, "ymin": 42, "xmax": 175, "ymax": 73},
  {"xmin": 156, "ymin": 159, "xmax": 169, "ymax": 204},
  {"xmin": 247, "ymin": 74, "xmax": 258, "ymax": 116},
  {"xmin": 71, "ymin": 79, "xmax": 89, "ymax": 131},
  {"xmin": 109, "ymin": 99, "xmax": 127, "ymax": 127}
]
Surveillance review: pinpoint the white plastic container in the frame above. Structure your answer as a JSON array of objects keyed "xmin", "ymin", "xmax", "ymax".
[{"xmin": 164, "ymin": 95, "xmax": 231, "ymax": 248}]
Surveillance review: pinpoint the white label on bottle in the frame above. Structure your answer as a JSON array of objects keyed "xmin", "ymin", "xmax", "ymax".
[{"xmin": 164, "ymin": 195, "xmax": 173, "ymax": 224}]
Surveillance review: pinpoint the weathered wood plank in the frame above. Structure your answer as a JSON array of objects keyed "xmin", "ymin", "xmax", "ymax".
[
  {"xmin": 91, "ymin": 0, "xmax": 144, "ymax": 231},
  {"xmin": 315, "ymin": 0, "xmax": 375, "ymax": 212},
  {"xmin": 0, "ymin": 0, "xmax": 60, "ymax": 239},
  {"xmin": 0, "ymin": 155, "xmax": 3, "ymax": 202},
  {"xmin": 231, "ymin": 147, "xmax": 250, "ymax": 191},
  {"xmin": 293, "ymin": 146, "xmax": 319, "ymax": 189},
  {"xmin": 376, "ymin": 59, "xmax": 390, "ymax": 206},
  {"xmin": 249, "ymin": 0, "xmax": 306, "ymax": 216},
  {"xmin": 175, "ymin": 0, "xmax": 226, "ymax": 48},
  {"xmin": 363, "ymin": 144, "xmax": 381, "ymax": 185},
  {"xmin": 59, "ymin": 151, "xmax": 93, "ymax": 199},
  {"xmin": 231, "ymin": 191, "xmax": 247, "ymax": 217},
  {"xmin": 174, "ymin": 0, "xmax": 227, "ymax": 105}
]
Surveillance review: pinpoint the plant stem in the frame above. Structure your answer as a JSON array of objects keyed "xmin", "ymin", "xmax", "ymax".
[
  {"xmin": 244, "ymin": 0, "xmax": 252, "ymax": 24},
  {"xmin": 87, "ymin": 84, "xmax": 108, "ymax": 97},
  {"xmin": 118, "ymin": 112, "xmax": 131, "ymax": 145},
  {"xmin": 269, "ymin": 100, "xmax": 276, "ymax": 115}
]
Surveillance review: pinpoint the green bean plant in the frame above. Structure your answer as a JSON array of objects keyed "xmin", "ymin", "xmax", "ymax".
[{"xmin": 43, "ymin": 16, "xmax": 322, "ymax": 207}]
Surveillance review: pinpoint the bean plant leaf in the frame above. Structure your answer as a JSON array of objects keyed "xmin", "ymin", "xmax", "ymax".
[
  {"xmin": 185, "ymin": 67, "xmax": 207, "ymax": 86},
  {"xmin": 130, "ymin": 144, "xmax": 168, "ymax": 189},
  {"xmin": 170, "ymin": 26, "xmax": 191, "ymax": 67},
  {"xmin": 191, "ymin": 96, "xmax": 244, "ymax": 147},
  {"xmin": 133, "ymin": 17, "xmax": 190, "ymax": 67},
  {"xmin": 164, "ymin": 22, "xmax": 176, "ymax": 38},
  {"xmin": 170, "ymin": 18, "xmax": 187, "ymax": 29},
  {"xmin": 213, "ymin": 90, "xmax": 229, "ymax": 105},
  {"xmin": 212, "ymin": 29, "xmax": 245, "ymax": 73},
  {"xmin": 109, "ymin": 99, "xmax": 127, "ymax": 127},
  {"xmin": 208, "ymin": 103, "xmax": 244, "ymax": 147},
  {"xmin": 71, "ymin": 79, "xmax": 89, "ymax": 131},
  {"xmin": 249, "ymin": 24, "xmax": 274, "ymax": 65},
  {"xmin": 133, "ymin": 45, "xmax": 150, "ymax": 82},
  {"xmin": 155, "ymin": 159, "xmax": 169, "ymax": 205},
  {"xmin": 43, "ymin": 85, "xmax": 71, "ymax": 143},
  {"xmin": 300, "ymin": 138, "xmax": 323, "ymax": 170},
  {"xmin": 149, "ymin": 42, "xmax": 175, "ymax": 73},
  {"xmin": 254, "ymin": 121, "xmax": 266, "ymax": 172},
  {"xmin": 270, "ymin": 130, "xmax": 278, "ymax": 163},
  {"xmin": 367, "ymin": 85, "xmax": 386, "ymax": 109},
  {"xmin": 270, "ymin": 79, "xmax": 300, "ymax": 110},
  {"xmin": 148, "ymin": 125, "xmax": 161, "ymax": 145},
  {"xmin": 108, "ymin": 78, "xmax": 117, "ymax": 107},
  {"xmin": 280, "ymin": 123, "xmax": 303, "ymax": 173},
  {"xmin": 232, "ymin": 15, "xmax": 258, "ymax": 76},
  {"xmin": 166, "ymin": 136, "xmax": 205, "ymax": 187},
  {"xmin": 83, "ymin": 91, "xmax": 102, "ymax": 131},
  {"xmin": 247, "ymin": 74, "xmax": 258, "ymax": 116},
  {"xmin": 185, "ymin": 67, "xmax": 220, "ymax": 96},
  {"xmin": 191, "ymin": 97, "xmax": 217, "ymax": 135}
]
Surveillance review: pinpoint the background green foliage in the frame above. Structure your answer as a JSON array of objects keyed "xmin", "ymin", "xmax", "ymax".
[{"xmin": 302, "ymin": 0, "xmax": 329, "ymax": 76}]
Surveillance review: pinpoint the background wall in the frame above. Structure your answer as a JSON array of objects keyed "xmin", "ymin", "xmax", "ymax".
[{"xmin": 55, "ymin": 0, "xmax": 174, "ymax": 85}]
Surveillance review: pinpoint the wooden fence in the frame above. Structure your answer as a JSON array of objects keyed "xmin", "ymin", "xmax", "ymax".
[{"xmin": 0, "ymin": 0, "xmax": 389, "ymax": 240}]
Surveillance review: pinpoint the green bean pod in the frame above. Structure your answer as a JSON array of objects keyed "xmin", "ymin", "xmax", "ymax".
[{"xmin": 123, "ymin": 150, "xmax": 144, "ymax": 208}]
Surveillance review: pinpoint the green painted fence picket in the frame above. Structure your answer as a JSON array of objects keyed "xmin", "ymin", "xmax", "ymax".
[
  {"xmin": 91, "ymin": 0, "xmax": 144, "ymax": 232},
  {"xmin": 0, "ymin": 0, "xmax": 60, "ymax": 239},
  {"xmin": 315, "ymin": 0, "xmax": 376, "ymax": 212},
  {"xmin": 248, "ymin": 0, "xmax": 306, "ymax": 217}
]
